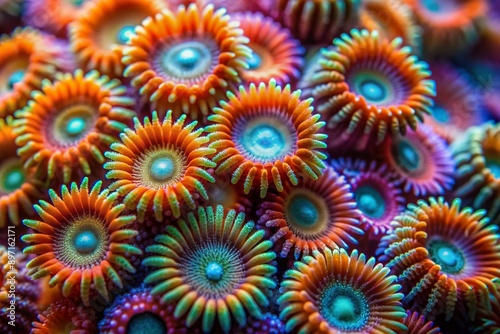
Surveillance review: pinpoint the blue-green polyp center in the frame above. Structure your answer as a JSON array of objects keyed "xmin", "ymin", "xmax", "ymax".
[
  {"xmin": 1, "ymin": 165, "xmax": 25, "ymax": 192},
  {"xmin": 69, "ymin": 0, "xmax": 85, "ymax": 6},
  {"xmin": 421, "ymin": 0, "xmax": 456, "ymax": 12},
  {"xmin": 359, "ymin": 80, "xmax": 387, "ymax": 102},
  {"xmin": 170, "ymin": 47, "xmax": 202, "ymax": 71},
  {"xmin": 248, "ymin": 51, "xmax": 262, "ymax": 70},
  {"xmin": 485, "ymin": 157, "xmax": 500, "ymax": 179},
  {"xmin": 8, "ymin": 70, "xmax": 25, "ymax": 90},
  {"xmin": 150, "ymin": 157, "xmax": 175, "ymax": 182},
  {"xmin": 127, "ymin": 312, "xmax": 166, "ymax": 334},
  {"xmin": 431, "ymin": 105, "xmax": 450, "ymax": 123},
  {"xmin": 428, "ymin": 238, "xmax": 465, "ymax": 274},
  {"xmin": 205, "ymin": 262, "xmax": 224, "ymax": 282},
  {"xmin": 287, "ymin": 194, "xmax": 320, "ymax": 227},
  {"xmin": 320, "ymin": 283, "xmax": 370, "ymax": 331},
  {"xmin": 242, "ymin": 124, "xmax": 288, "ymax": 160},
  {"xmin": 117, "ymin": 25, "xmax": 135, "ymax": 44},
  {"xmin": 393, "ymin": 140, "xmax": 421, "ymax": 172},
  {"xmin": 65, "ymin": 117, "xmax": 87, "ymax": 137},
  {"xmin": 355, "ymin": 185, "xmax": 386, "ymax": 219},
  {"xmin": 74, "ymin": 230, "xmax": 98, "ymax": 255}
]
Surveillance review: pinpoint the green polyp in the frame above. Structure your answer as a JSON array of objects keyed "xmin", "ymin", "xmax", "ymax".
[
  {"xmin": 485, "ymin": 157, "xmax": 500, "ymax": 178},
  {"xmin": 149, "ymin": 156, "xmax": 175, "ymax": 182},
  {"xmin": 8, "ymin": 70, "xmax": 25, "ymax": 90},
  {"xmin": 287, "ymin": 194, "xmax": 320, "ymax": 227},
  {"xmin": 205, "ymin": 262, "xmax": 224, "ymax": 282},
  {"xmin": 65, "ymin": 117, "xmax": 87, "ymax": 137},
  {"xmin": 320, "ymin": 283, "xmax": 370, "ymax": 332},
  {"xmin": 247, "ymin": 51, "xmax": 262, "ymax": 70},
  {"xmin": 242, "ymin": 123, "xmax": 287, "ymax": 161},
  {"xmin": 127, "ymin": 312, "xmax": 166, "ymax": 334},
  {"xmin": 427, "ymin": 238, "xmax": 465, "ymax": 274},
  {"xmin": 393, "ymin": 140, "xmax": 421, "ymax": 172},
  {"xmin": 70, "ymin": 0, "xmax": 85, "ymax": 6},
  {"xmin": 355, "ymin": 185, "xmax": 386, "ymax": 219},
  {"xmin": 74, "ymin": 230, "xmax": 98, "ymax": 255},
  {"xmin": 431, "ymin": 105, "xmax": 450, "ymax": 123},
  {"xmin": 117, "ymin": 25, "xmax": 136, "ymax": 44},
  {"xmin": 2, "ymin": 167, "xmax": 24, "ymax": 192}
]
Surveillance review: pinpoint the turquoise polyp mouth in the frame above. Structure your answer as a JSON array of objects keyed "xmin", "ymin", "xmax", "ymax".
[
  {"xmin": 241, "ymin": 120, "xmax": 291, "ymax": 162},
  {"xmin": 353, "ymin": 71, "xmax": 393, "ymax": 105},
  {"xmin": 427, "ymin": 238, "xmax": 465, "ymax": 274},
  {"xmin": 205, "ymin": 262, "xmax": 224, "ymax": 282},
  {"xmin": 65, "ymin": 117, "xmax": 87, "ymax": 137},
  {"xmin": 149, "ymin": 156, "xmax": 176, "ymax": 182},
  {"xmin": 117, "ymin": 25, "xmax": 136, "ymax": 44},
  {"xmin": 320, "ymin": 283, "xmax": 370, "ymax": 332},
  {"xmin": 247, "ymin": 51, "xmax": 262, "ymax": 70},
  {"xmin": 431, "ymin": 105, "xmax": 450, "ymax": 123},
  {"xmin": 287, "ymin": 194, "xmax": 320, "ymax": 227},
  {"xmin": 355, "ymin": 185, "xmax": 386, "ymax": 219},
  {"xmin": 127, "ymin": 312, "xmax": 166, "ymax": 334},
  {"xmin": 2, "ymin": 167, "xmax": 25, "ymax": 192},
  {"xmin": 393, "ymin": 139, "xmax": 421, "ymax": 172},
  {"xmin": 7, "ymin": 70, "xmax": 25, "ymax": 90},
  {"xmin": 74, "ymin": 230, "xmax": 98, "ymax": 255}
]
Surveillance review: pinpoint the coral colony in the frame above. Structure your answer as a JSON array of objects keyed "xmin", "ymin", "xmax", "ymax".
[{"xmin": 1, "ymin": 0, "xmax": 500, "ymax": 333}]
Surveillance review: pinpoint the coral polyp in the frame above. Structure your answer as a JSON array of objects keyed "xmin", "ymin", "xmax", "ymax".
[
  {"xmin": 425, "ymin": 63, "xmax": 485, "ymax": 143},
  {"xmin": 257, "ymin": 167, "xmax": 362, "ymax": 259},
  {"xmin": 13, "ymin": 70, "xmax": 135, "ymax": 185},
  {"xmin": 278, "ymin": 248, "xmax": 407, "ymax": 333},
  {"xmin": 347, "ymin": 160, "xmax": 405, "ymax": 237},
  {"xmin": 452, "ymin": 123, "xmax": 500, "ymax": 224},
  {"xmin": 0, "ymin": 28, "xmax": 63, "ymax": 118},
  {"xmin": 143, "ymin": 205, "xmax": 277, "ymax": 333},
  {"xmin": 402, "ymin": 0, "xmax": 486, "ymax": 57},
  {"xmin": 104, "ymin": 111, "xmax": 216, "ymax": 221},
  {"xmin": 99, "ymin": 287, "xmax": 187, "ymax": 334},
  {"xmin": 70, "ymin": 0, "xmax": 165, "ymax": 77},
  {"xmin": 206, "ymin": 80, "xmax": 327, "ymax": 198},
  {"xmin": 377, "ymin": 197, "xmax": 500, "ymax": 320},
  {"xmin": 122, "ymin": 3, "xmax": 251, "ymax": 120},
  {"xmin": 21, "ymin": 178, "xmax": 142, "ymax": 306},
  {"xmin": 264, "ymin": 0, "xmax": 361, "ymax": 44},
  {"xmin": 232, "ymin": 12, "xmax": 304, "ymax": 86},
  {"xmin": 381, "ymin": 124, "xmax": 455, "ymax": 197},
  {"xmin": 299, "ymin": 29, "xmax": 435, "ymax": 148},
  {"xmin": 0, "ymin": 116, "xmax": 41, "ymax": 228},
  {"xmin": 31, "ymin": 299, "xmax": 97, "ymax": 334},
  {"xmin": 359, "ymin": 0, "xmax": 421, "ymax": 48},
  {"xmin": 404, "ymin": 311, "xmax": 441, "ymax": 334},
  {"xmin": 24, "ymin": 0, "xmax": 86, "ymax": 37}
]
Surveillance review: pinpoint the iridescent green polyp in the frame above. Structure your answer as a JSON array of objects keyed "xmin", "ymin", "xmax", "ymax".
[
  {"xmin": 427, "ymin": 238, "xmax": 465, "ymax": 274},
  {"xmin": 319, "ymin": 283, "xmax": 370, "ymax": 332},
  {"xmin": 355, "ymin": 185, "xmax": 386, "ymax": 219},
  {"xmin": 127, "ymin": 312, "xmax": 166, "ymax": 334}
]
